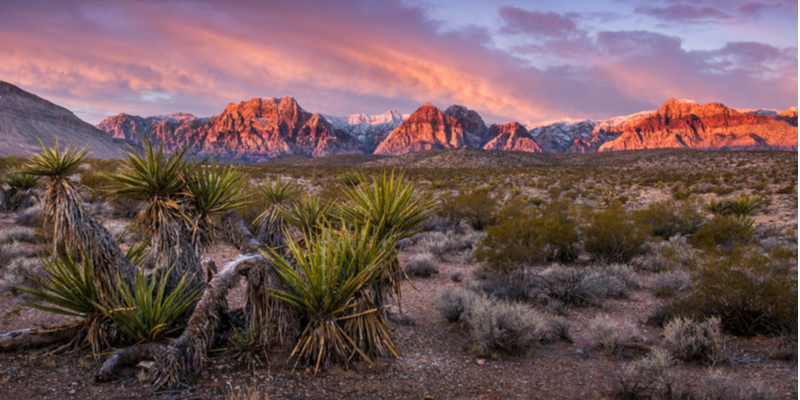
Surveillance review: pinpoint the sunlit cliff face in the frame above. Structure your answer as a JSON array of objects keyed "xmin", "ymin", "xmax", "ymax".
[{"xmin": 0, "ymin": 0, "xmax": 795, "ymax": 125}]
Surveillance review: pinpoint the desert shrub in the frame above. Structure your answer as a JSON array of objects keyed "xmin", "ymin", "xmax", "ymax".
[
  {"xmin": 0, "ymin": 228, "xmax": 38, "ymax": 245},
  {"xmin": 478, "ymin": 269, "xmax": 536, "ymax": 303},
  {"xmin": 582, "ymin": 202, "xmax": 650, "ymax": 264},
  {"xmin": 417, "ymin": 231, "xmax": 461, "ymax": 258},
  {"xmin": 403, "ymin": 252, "xmax": 438, "ymax": 278},
  {"xmin": 422, "ymin": 215, "xmax": 462, "ymax": 233},
  {"xmin": 690, "ymin": 216, "xmax": 755, "ymax": 250},
  {"xmin": 652, "ymin": 271, "xmax": 691, "ymax": 298},
  {"xmin": 775, "ymin": 184, "xmax": 795, "ymax": 195},
  {"xmin": 14, "ymin": 204, "xmax": 42, "ymax": 227},
  {"xmin": 547, "ymin": 316, "xmax": 572, "ymax": 343},
  {"xmin": 704, "ymin": 198, "xmax": 728, "ymax": 215},
  {"xmin": 670, "ymin": 248, "xmax": 797, "ymax": 336},
  {"xmin": 587, "ymin": 315, "xmax": 645, "ymax": 357},
  {"xmin": 0, "ymin": 258, "xmax": 43, "ymax": 295},
  {"xmin": 0, "ymin": 241, "xmax": 26, "ymax": 267},
  {"xmin": 433, "ymin": 286, "xmax": 480, "ymax": 323},
  {"xmin": 107, "ymin": 197, "xmax": 142, "ymax": 219},
  {"xmin": 698, "ymin": 371, "xmax": 778, "ymax": 400},
  {"xmin": 467, "ymin": 297, "xmax": 546, "ymax": 357},
  {"xmin": 437, "ymin": 186, "xmax": 499, "ymax": 230},
  {"xmin": 80, "ymin": 168, "xmax": 115, "ymax": 202},
  {"xmin": 633, "ymin": 201, "xmax": 704, "ymax": 239},
  {"xmin": 663, "ymin": 316, "xmax": 724, "ymax": 363},
  {"xmin": 707, "ymin": 185, "xmax": 735, "ymax": 196},
  {"xmin": 533, "ymin": 265, "xmax": 626, "ymax": 306},
  {"xmin": 613, "ymin": 350, "xmax": 681, "ymax": 400},
  {"xmin": 601, "ymin": 263, "xmax": 638, "ymax": 289},
  {"xmin": 450, "ymin": 271, "xmax": 463, "ymax": 282},
  {"xmin": 475, "ymin": 199, "xmax": 579, "ymax": 274}
]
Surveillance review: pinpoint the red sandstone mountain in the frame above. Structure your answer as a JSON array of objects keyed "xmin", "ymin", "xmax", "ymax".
[
  {"xmin": 374, "ymin": 102, "xmax": 469, "ymax": 155},
  {"xmin": 0, "ymin": 81, "xmax": 126, "ymax": 158},
  {"xmin": 100, "ymin": 97, "xmax": 362, "ymax": 161},
  {"xmin": 444, "ymin": 105, "xmax": 489, "ymax": 148},
  {"xmin": 483, "ymin": 122, "xmax": 543, "ymax": 152},
  {"xmin": 599, "ymin": 99, "xmax": 798, "ymax": 151}
]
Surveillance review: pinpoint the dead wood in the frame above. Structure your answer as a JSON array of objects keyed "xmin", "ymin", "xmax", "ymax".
[
  {"xmin": 0, "ymin": 323, "xmax": 84, "ymax": 351},
  {"xmin": 94, "ymin": 342, "xmax": 167, "ymax": 382},
  {"xmin": 221, "ymin": 210, "xmax": 263, "ymax": 253}
]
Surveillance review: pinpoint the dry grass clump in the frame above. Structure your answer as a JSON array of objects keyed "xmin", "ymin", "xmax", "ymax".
[
  {"xmin": 698, "ymin": 371, "xmax": 778, "ymax": 400},
  {"xmin": 0, "ymin": 227, "xmax": 39, "ymax": 244},
  {"xmin": 547, "ymin": 316, "xmax": 572, "ymax": 343},
  {"xmin": 466, "ymin": 296, "xmax": 547, "ymax": 358},
  {"xmin": 417, "ymin": 231, "xmax": 461, "ymax": 259},
  {"xmin": 662, "ymin": 316, "xmax": 725, "ymax": 363},
  {"xmin": 587, "ymin": 315, "xmax": 646, "ymax": 358},
  {"xmin": 0, "ymin": 257, "xmax": 42, "ymax": 295},
  {"xmin": 652, "ymin": 271, "xmax": 691, "ymax": 298},
  {"xmin": 533, "ymin": 265, "xmax": 628, "ymax": 307},
  {"xmin": 433, "ymin": 286, "xmax": 480, "ymax": 323},
  {"xmin": 403, "ymin": 252, "xmax": 438, "ymax": 278},
  {"xmin": 613, "ymin": 350, "xmax": 682, "ymax": 400},
  {"xmin": 434, "ymin": 286, "xmax": 546, "ymax": 357}
]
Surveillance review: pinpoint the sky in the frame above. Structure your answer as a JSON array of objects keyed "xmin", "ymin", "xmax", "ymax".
[{"xmin": 0, "ymin": 0, "xmax": 797, "ymax": 125}]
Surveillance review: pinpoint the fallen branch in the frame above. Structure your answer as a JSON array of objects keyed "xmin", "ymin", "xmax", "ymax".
[
  {"xmin": 95, "ymin": 254, "xmax": 269, "ymax": 388},
  {"xmin": 221, "ymin": 210, "xmax": 263, "ymax": 253},
  {"xmin": 94, "ymin": 342, "xmax": 167, "ymax": 382},
  {"xmin": 0, "ymin": 323, "xmax": 84, "ymax": 351}
]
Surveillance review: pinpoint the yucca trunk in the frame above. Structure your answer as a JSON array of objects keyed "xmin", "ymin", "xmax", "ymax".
[{"xmin": 42, "ymin": 176, "xmax": 136, "ymax": 295}]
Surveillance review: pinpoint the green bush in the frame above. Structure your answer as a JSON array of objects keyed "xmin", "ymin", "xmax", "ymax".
[
  {"xmin": 437, "ymin": 186, "xmax": 499, "ymax": 230},
  {"xmin": 633, "ymin": 200, "xmax": 704, "ymax": 239},
  {"xmin": 474, "ymin": 199, "xmax": 579, "ymax": 274},
  {"xmin": 582, "ymin": 202, "xmax": 650, "ymax": 264},
  {"xmin": 669, "ymin": 248, "xmax": 797, "ymax": 336},
  {"xmin": 690, "ymin": 216, "xmax": 755, "ymax": 250}
]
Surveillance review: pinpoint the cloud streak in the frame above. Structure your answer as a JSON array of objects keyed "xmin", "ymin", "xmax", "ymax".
[{"xmin": 0, "ymin": 0, "xmax": 795, "ymax": 125}]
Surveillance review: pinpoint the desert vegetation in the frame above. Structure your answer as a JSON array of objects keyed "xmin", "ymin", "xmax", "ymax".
[{"xmin": 0, "ymin": 147, "xmax": 795, "ymax": 399}]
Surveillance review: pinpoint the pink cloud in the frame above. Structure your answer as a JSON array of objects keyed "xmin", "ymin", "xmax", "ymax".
[{"xmin": 0, "ymin": 0, "xmax": 795, "ymax": 126}]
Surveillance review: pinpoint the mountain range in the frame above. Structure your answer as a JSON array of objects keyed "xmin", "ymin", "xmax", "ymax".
[{"xmin": 0, "ymin": 80, "xmax": 796, "ymax": 161}]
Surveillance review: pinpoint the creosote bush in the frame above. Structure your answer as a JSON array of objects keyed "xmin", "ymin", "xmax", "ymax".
[
  {"xmin": 475, "ymin": 198, "xmax": 579, "ymax": 274},
  {"xmin": 437, "ymin": 186, "xmax": 499, "ymax": 230},
  {"xmin": 690, "ymin": 216, "xmax": 755, "ymax": 250},
  {"xmin": 662, "ymin": 316, "xmax": 724, "ymax": 363},
  {"xmin": 669, "ymin": 246, "xmax": 797, "ymax": 336},
  {"xmin": 582, "ymin": 202, "xmax": 650, "ymax": 264},
  {"xmin": 633, "ymin": 200, "xmax": 704, "ymax": 239}
]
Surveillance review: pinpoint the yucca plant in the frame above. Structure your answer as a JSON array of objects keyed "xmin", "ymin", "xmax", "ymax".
[
  {"xmin": 704, "ymin": 198, "xmax": 728, "ymax": 215},
  {"xmin": 253, "ymin": 177, "xmax": 298, "ymax": 247},
  {"xmin": 281, "ymin": 195, "xmax": 332, "ymax": 239},
  {"xmin": 19, "ymin": 250, "xmax": 110, "ymax": 357},
  {"xmin": 727, "ymin": 193, "xmax": 761, "ymax": 217},
  {"xmin": 98, "ymin": 267, "xmax": 202, "ymax": 343},
  {"xmin": 25, "ymin": 140, "xmax": 136, "ymax": 295},
  {"xmin": 339, "ymin": 170, "xmax": 434, "ymax": 310},
  {"xmin": 3, "ymin": 171, "xmax": 39, "ymax": 211},
  {"xmin": 108, "ymin": 140, "xmax": 199, "ymax": 279},
  {"xmin": 228, "ymin": 321, "xmax": 268, "ymax": 371},
  {"xmin": 184, "ymin": 159, "xmax": 249, "ymax": 252},
  {"xmin": 673, "ymin": 187, "xmax": 693, "ymax": 201},
  {"xmin": 261, "ymin": 221, "xmax": 397, "ymax": 372}
]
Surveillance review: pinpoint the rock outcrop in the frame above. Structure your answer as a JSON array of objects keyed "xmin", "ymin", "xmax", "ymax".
[
  {"xmin": 599, "ymin": 99, "xmax": 798, "ymax": 151},
  {"xmin": 99, "ymin": 97, "xmax": 363, "ymax": 161},
  {"xmin": 444, "ymin": 105, "xmax": 488, "ymax": 147},
  {"xmin": 483, "ymin": 122, "xmax": 543, "ymax": 152},
  {"xmin": 374, "ymin": 102, "xmax": 468, "ymax": 155},
  {"xmin": 0, "ymin": 81, "xmax": 126, "ymax": 158}
]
